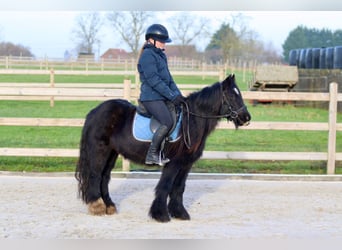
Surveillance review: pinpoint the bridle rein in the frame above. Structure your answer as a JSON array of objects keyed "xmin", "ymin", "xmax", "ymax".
[{"xmin": 180, "ymin": 83, "xmax": 246, "ymax": 148}]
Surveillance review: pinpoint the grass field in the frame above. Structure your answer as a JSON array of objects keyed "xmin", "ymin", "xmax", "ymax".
[{"xmin": 0, "ymin": 72, "xmax": 341, "ymax": 174}]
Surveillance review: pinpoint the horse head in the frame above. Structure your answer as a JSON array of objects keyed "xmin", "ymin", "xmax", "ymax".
[{"xmin": 220, "ymin": 74, "xmax": 251, "ymax": 128}]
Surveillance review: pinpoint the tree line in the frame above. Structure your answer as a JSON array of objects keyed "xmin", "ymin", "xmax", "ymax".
[
  {"xmin": 282, "ymin": 25, "xmax": 342, "ymax": 62},
  {"xmin": 71, "ymin": 11, "xmax": 282, "ymax": 64},
  {"xmin": 0, "ymin": 11, "xmax": 281, "ymax": 63},
  {"xmin": 0, "ymin": 42, "xmax": 33, "ymax": 57}
]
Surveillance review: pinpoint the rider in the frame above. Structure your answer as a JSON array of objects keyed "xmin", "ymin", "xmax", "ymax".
[{"xmin": 137, "ymin": 24, "xmax": 185, "ymax": 166}]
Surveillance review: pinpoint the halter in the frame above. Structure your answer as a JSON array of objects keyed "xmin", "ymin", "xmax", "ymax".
[{"xmin": 181, "ymin": 83, "xmax": 247, "ymax": 148}]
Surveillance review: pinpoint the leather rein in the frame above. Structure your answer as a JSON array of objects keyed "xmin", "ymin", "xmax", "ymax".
[{"xmin": 180, "ymin": 84, "xmax": 246, "ymax": 149}]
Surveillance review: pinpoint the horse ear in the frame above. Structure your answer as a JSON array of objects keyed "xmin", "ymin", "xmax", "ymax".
[
  {"xmin": 226, "ymin": 74, "xmax": 235, "ymax": 83},
  {"xmin": 223, "ymin": 74, "xmax": 235, "ymax": 88},
  {"xmin": 222, "ymin": 75, "xmax": 231, "ymax": 90}
]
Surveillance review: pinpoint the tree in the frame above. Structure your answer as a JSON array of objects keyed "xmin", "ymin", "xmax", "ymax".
[
  {"xmin": 206, "ymin": 23, "xmax": 239, "ymax": 63},
  {"xmin": 167, "ymin": 12, "xmax": 209, "ymax": 55},
  {"xmin": 72, "ymin": 12, "xmax": 103, "ymax": 55},
  {"xmin": 205, "ymin": 18, "xmax": 282, "ymax": 64},
  {"xmin": 332, "ymin": 29, "xmax": 342, "ymax": 45},
  {"xmin": 0, "ymin": 42, "xmax": 34, "ymax": 57},
  {"xmin": 107, "ymin": 11, "xmax": 153, "ymax": 58}
]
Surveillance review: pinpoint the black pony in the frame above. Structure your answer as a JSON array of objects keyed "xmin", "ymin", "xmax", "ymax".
[{"xmin": 75, "ymin": 74, "xmax": 251, "ymax": 222}]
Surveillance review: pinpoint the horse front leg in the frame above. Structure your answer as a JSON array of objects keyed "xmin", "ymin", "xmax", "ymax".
[
  {"xmin": 168, "ymin": 163, "xmax": 192, "ymax": 220},
  {"xmin": 149, "ymin": 163, "xmax": 180, "ymax": 222}
]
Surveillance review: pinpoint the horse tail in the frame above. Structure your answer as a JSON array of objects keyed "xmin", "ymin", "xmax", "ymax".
[{"xmin": 75, "ymin": 113, "xmax": 93, "ymax": 203}]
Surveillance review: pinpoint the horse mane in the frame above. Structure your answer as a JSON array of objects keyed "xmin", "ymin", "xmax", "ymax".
[{"xmin": 187, "ymin": 82, "xmax": 222, "ymax": 114}]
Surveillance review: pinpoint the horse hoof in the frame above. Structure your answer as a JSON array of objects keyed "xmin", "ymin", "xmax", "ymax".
[
  {"xmin": 106, "ymin": 205, "xmax": 117, "ymax": 215},
  {"xmin": 169, "ymin": 207, "xmax": 191, "ymax": 220},
  {"xmin": 155, "ymin": 215, "xmax": 171, "ymax": 223},
  {"xmin": 149, "ymin": 211, "xmax": 171, "ymax": 223},
  {"xmin": 88, "ymin": 198, "xmax": 106, "ymax": 215},
  {"xmin": 172, "ymin": 214, "xmax": 191, "ymax": 221}
]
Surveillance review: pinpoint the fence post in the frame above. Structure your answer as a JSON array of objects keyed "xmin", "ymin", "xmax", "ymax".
[
  {"xmin": 327, "ymin": 82, "xmax": 338, "ymax": 174},
  {"xmin": 123, "ymin": 79, "xmax": 131, "ymax": 101},
  {"xmin": 49, "ymin": 68, "xmax": 55, "ymax": 107},
  {"xmin": 122, "ymin": 158, "xmax": 130, "ymax": 172},
  {"xmin": 201, "ymin": 62, "xmax": 206, "ymax": 80},
  {"xmin": 219, "ymin": 67, "xmax": 225, "ymax": 81},
  {"xmin": 5, "ymin": 56, "xmax": 9, "ymax": 69},
  {"xmin": 135, "ymin": 71, "xmax": 140, "ymax": 98},
  {"xmin": 45, "ymin": 56, "xmax": 48, "ymax": 70},
  {"xmin": 243, "ymin": 61, "xmax": 246, "ymax": 83},
  {"xmin": 101, "ymin": 58, "xmax": 104, "ymax": 71},
  {"xmin": 123, "ymin": 79, "xmax": 132, "ymax": 171}
]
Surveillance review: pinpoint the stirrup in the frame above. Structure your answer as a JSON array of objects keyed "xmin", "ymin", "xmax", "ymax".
[
  {"xmin": 145, "ymin": 151, "xmax": 170, "ymax": 167},
  {"xmin": 160, "ymin": 151, "xmax": 170, "ymax": 165},
  {"xmin": 145, "ymin": 158, "xmax": 170, "ymax": 167}
]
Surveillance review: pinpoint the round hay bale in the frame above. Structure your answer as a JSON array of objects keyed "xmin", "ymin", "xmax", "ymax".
[{"xmin": 333, "ymin": 46, "xmax": 342, "ymax": 69}]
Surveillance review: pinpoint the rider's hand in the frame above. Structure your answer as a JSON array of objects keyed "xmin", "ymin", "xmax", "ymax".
[{"xmin": 172, "ymin": 95, "xmax": 185, "ymax": 106}]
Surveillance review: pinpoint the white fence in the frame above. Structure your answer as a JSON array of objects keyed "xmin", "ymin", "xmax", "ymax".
[{"xmin": 0, "ymin": 70, "xmax": 341, "ymax": 174}]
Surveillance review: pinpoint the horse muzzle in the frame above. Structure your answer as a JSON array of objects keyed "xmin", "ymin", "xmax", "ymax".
[{"xmin": 231, "ymin": 109, "xmax": 251, "ymax": 128}]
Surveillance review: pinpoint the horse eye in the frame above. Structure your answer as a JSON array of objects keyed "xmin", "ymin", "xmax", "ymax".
[{"xmin": 233, "ymin": 88, "xmax": 240, "ymax": 95}]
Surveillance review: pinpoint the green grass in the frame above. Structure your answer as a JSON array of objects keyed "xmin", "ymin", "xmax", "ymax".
[
  {"xmin": 0, "ymin": 126, "xmax": 81, "ymax": 148},
  {"xmin": 0, "ymin": 157, "xmax": 79, "ymax": 172},
  {"xmin": 0, "ymin": 74, "xmax": 222, "ymax": 85},
  {"xmin": 0, "ymin": 100, "xmax": 100, "ymax": 118},
  {"xmin": 0, "ymin": 74, "xmax": 134, "ymax": 84},
  {"xmin": 1, "ymin": 100, "xmax": 339, "ymax": 122},
  {"xmin": 0, "ymin": 103, "xmax": 341, "ymax": 174},
  {"xmin": 192, "ymin": 160, "xmax": 333, "ymax": 174},
  {"xmin": 0, "ymin": 72, "xmax": 341, "ymax": 174}
]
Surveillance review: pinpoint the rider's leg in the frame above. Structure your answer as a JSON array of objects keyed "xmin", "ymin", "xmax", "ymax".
[
  {"xmin": 141, "ymin": 100, "xmax": 173, "ymax": 166},
  {"xmin": 145, "ymin": 125, "xmax": 170, "ymax": 166}
]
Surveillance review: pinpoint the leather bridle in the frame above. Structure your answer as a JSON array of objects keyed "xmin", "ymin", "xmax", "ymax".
[{"xmin": 181, "ymin": 83, "xmax": 247, "ymax": 148}]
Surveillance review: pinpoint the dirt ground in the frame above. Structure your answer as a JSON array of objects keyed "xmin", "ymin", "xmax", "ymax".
[{"xmin": 1, "ymin": 172, "xmax": 342, "ymax": 239}]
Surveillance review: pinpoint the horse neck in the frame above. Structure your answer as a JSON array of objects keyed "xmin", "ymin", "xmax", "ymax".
[
  {"xmin": 193, "ymin": 114, "xmax": 219, "ymax": 137},
  {"xmin": 186, "ymin": 86, "xmax": 222, "ymax": 141}
]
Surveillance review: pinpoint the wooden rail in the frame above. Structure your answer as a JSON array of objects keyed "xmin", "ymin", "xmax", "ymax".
[
  {"xmin": 0, "ymin": 68, "xmax": 219, "ymax": 104},
  {"xmin": 0, "ymin": 75, "xmax": 340, "ymax": 174}
]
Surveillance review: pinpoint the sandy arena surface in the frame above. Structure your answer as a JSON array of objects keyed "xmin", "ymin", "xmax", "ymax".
[{"xmin": 1, "ymin": 173, "xmax": 342, "ymax": 239}]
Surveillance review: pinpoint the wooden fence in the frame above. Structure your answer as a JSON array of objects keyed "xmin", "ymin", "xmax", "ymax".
[
  {"xmin": 0, "ymin": 70, "xmax": 341, "ymax": 174},
  {"xmin": 0, "ymin": 55, "xmax": 255, "ymax": 72}
]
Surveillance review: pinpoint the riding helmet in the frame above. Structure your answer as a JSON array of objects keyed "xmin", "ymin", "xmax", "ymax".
[{"xmin": 145, "ymin": 24, "xmax": 172, "ymax": 43}]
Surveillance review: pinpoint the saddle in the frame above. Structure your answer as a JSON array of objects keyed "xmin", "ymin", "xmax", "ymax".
[{"xmin": 132, "ymin": 100, "xmax": 182, "ymax": 142}]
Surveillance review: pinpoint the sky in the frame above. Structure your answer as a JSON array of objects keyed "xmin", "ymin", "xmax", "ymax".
[{"xmin": 0, "ymin": 11, "xmax": 341, "ymax": 59}]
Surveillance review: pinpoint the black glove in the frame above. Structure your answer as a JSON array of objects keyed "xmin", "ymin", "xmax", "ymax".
[{"xmin": 172, "ymin": 95, "xmax": 185, "ymax": 106}]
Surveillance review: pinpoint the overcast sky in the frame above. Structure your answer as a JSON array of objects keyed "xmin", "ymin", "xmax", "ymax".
[{"xmin": 0, "ymin": 11, "xmax": 341, "ymax": 59}]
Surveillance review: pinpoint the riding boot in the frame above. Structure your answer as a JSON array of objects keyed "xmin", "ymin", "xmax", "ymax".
[{"xmin": 145, "ymin": 125, "xmax": 170, "ymax": 166}]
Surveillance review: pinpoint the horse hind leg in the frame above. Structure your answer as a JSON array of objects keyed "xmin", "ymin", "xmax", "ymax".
[
  {"xmin": 86, "ymin": 169, "xmax": 107, "ymax": 215},
  {"xmin": 100, "ymin": 151, "xmax": 118, "ymax": 215},
  {"xmin": 87, "ymin": 151, "xmax": 118, "ymax": 216},
  {"xmin": 88, "ymin": 198, "xmax": 107, "ymax": 215}
]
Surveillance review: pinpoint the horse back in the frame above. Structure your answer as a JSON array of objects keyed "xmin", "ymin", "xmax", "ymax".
[
  {"xmin": 86, "ymin": 99, "xmax": 134, "ymax": 120},
  {"xmin": 83, "ymin": 99, "xmax": 135, "ymax": 138}
]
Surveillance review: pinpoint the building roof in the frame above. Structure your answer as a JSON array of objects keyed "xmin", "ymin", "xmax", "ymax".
[{"xmin": 100, "ymin": 48, "xmax": 131, "ymax": 59}]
